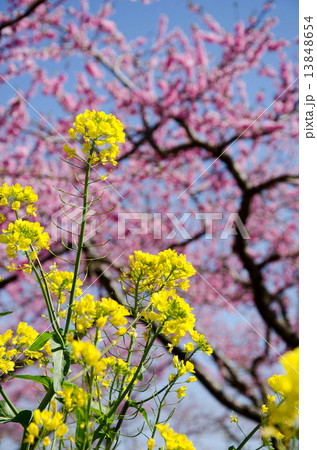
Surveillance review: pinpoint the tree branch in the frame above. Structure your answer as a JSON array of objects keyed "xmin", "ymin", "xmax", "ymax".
[{"xmin": 0, "ymin": 0, "xmax": 47, "ymax": 35}]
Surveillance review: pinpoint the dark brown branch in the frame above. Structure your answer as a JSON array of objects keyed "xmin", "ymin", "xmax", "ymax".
[
  {"xmin": 251, "ymin": 174, "xmax": 299, "ymax": 195},
  {"xmin": 0, "ymin": 0, "xmax": 47, "ymax": 35},
  {"xmin": 166, "ymin": 230, "xmax": 205, "ymax": 250}
]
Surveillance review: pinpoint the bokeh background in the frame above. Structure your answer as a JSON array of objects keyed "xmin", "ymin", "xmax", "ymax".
[{"xmin": 0, "ymin": 0, "xmax": 298, "ymax": 448}]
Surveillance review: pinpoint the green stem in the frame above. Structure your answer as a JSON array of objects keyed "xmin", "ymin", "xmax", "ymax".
[
  {"xmin": 150, "ymin": 374, "xmax": 180, "ymax": 439},
  {"xmin": 26, "ymin": 252, "xmax": 63, "ymax": 346},
  {"xmin": 94, "ymin": 326, "xmax": 162, "ymax": 448},
  {"xmin": 64, "ymin": 150, "xmax": 93, "ymax": 337},
  {"xmin": 106, "ymin": 334, "xmax": 136, "ymax": 450},
  {"xmin": 236, "ymin": 423, "xmax": 262, "ymax": 450},
  {"xmin": 20, "ymin": 428, "xmax": 30, "ymax": 450},
  {"xmin": 0, "ymin": 384, "xmax": 18, "ymax": 415},
  {"xmin": 82, "ymin": 329, "xmax": 99, "ymax": 450},
  {"xmin": 14, "ymin": 210, "xmax": 62, "ymax": 344},
  {"xmin": 108, "ymin": 327, "xmax": 160, "ymax": 418}
]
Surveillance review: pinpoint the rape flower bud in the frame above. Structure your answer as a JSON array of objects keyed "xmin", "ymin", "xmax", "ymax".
[
  {"xmin": 11, "ymin": 201, "xmax": 20, "ymax": 211},
  {"xmin": 43, "ymin": 436, "xmax": 51, "ymax": 447},
  {"xmin": 186, "ymin": 376, "xmax": 197, "ymax": 383},
  {"xmin": 169, "ymin": 373, "xmax": 176, "ymax": 383},
  {"xmin": 116, "ymin": 327, "xmax": 127, "ymax": 336},
  {"xmin": 267, "ymin": 394, "xmax": 276, "ymax": 403},
  {"xmin": 147, "ymin": 438, "xmax": 155, "ymax": 450},
  {"xmin": 176, "ymin": 386, "xmax": 187, "ymax": 399},
  {"xmin": 184, "ymin": 342, "xmax": 194, "ymax": 353},
  {"xmin": 26, "ymin": 205, "xmax": 37, "ymax": 216},
  {"xmin": 230, "ymin": 413, "xmax": 238, "ymax": 424}
]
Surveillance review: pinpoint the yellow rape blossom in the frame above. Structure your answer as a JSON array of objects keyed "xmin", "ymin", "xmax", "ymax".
[
  {"xmin": 0, "ymin": 183, "xmax": 38, "ymax": 212},
  {"xmin": 176, "ymin": 386, "xmax": 187, "ymax": 399},
  {"xmin": 147, "ymin": 438, "xmax": 155, "ymax": 450},
  {"xmin": 71, "ymin": 294, "xmax": 129, "ymax": 334},
  {"xmin": 172, "ymin": 356, "xmax": 195, "ymax": 377},
  {"xmin": 0, "ymin": 219, "xmax": 49, "ymax": 258},
  {"xmin": 184, "ymin": 342, "xmax": 194, "ymax": 353},
  {"xmin": 124, "ymin": 249, "xmax": 196, "ymax": 293},
  {"xmin": 0, "ymin": 346, "xmax": 15, "ymax": 374},
  {"xmin": 24, "ymin": 409, "xmax": 67, "ymax": 445},
  {"xmin": 46, "ymin": 268, "xmax": 82, "ymax": 304},
  {"xmin": 42, "ymin": 436, "xmax": 51, "ymax": 447},
  {"xmin": 58, "ymin": 384, "xmax": 87, "ymax": 411},
  {"xmin": 190, "ymin": 330, "xmax": 213, "ymax": 355},
  {"xmin": 156, "ymin": 423, "xmax": 195, "ymax": 450},
  {"xmin": 0, "ymin": 323, "xmax": 49, "ymax": 373},
  {"xmin": 261, "ymin": 347, "xmax": 299, "ymax": 447},
  {"xmin": 186, "ymin": 376, "xmax": 197, "ymax": 383},
  {"xmin": 12, "ymin": 322, "xmax": 39, "ymax": 347},
  {"xmin": 64, "ymin": 110, "xmax": 125, "ymax": 166},
  {"xmin": 72, "ymin": 340, "xmax": 100, "ymax": 367},
  {"xmin": 144, "ymin": 290, "xmax": 196, "ymax": 346},
  {"xmin": 11, "ymin": 201, "xmax": 20, "ymax": 211}
]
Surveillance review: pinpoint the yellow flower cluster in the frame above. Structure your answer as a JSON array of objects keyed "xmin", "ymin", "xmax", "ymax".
[
  {"xmin": 0, "ymin": 183, "xmax": 38, "ymax": 216},
  {"xmin": 156, "ymin": 423, "xmax": 196, "ymax": 450},
  {"xmin": 190, "ymin": 330, "xmax": 213, "ymax": 356},
  {"xmin": 6, "ymin": 261, "xmax": 33, "ymax": 274},
  {"xmin": 24, "ymin": 409, "xmax": 68, "ymax": 445},
  {"xmin": 71, "ymin": 294, "xmax": 130, "ymax": 334},
  {"xmin": 0, "ymin": 219, "xmax": 49, "ymax": 258},
  {"xmin": 0, "ymin": 330, "xmax": 16, "ymax": 374},
  {"xmin": 176, "ymin": 385, "xmax": 187, "ymax": 399},
  {"xmin": 172, "ymin": 355, "xmax": 195, "ymax": 377},
  {"xmin": 0, "ymin": 322, "xmax": 48, "ymax": 373},
  {"xmin": 46, "ymin": 268, "xmax": 83, "ymax": 304},
  {"xmin": 124, "ymin": 249, "xmax": 196, "ymax": 293},
  {"xmin": 58, "ymin": 384, "xmax": 87, "ymax": 411},
  {"xmin": 63, "ymin": 110, "xmax": 125, "ymax": 166},
  {"xmin": 143, "ymin": 290, "xmax": 195, "ymax": 346},
  {"xmin": 72, "ymin": 340, "xmax": 100, "ymax": 368},
  {"xmin": 261, "ymin": 347, "xmax": 299, "ymax": 445},
  {"xmin": 169, "ymin": 356, "xmax": 196, "ymax": 385}
]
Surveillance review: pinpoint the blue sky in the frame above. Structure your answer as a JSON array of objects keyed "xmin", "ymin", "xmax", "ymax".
[{"xmin": 113, "ymin": 0, "xmax": 298, "ymax": 42}]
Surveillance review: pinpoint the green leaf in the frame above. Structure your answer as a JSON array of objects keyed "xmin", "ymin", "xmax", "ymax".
[
  {"xmin": 0, "ymin": 311, "xmax": 13, "ymax": 317},
  {"xmin": 28, "ymin": 331, "xmax": 53, "ymax": 352},
  {"xmin": 11, "ymin": 375, "xmax": 52, "ymax": 391},
  {"xmin": 11, "ymin": 409, "xmax": 33, "ymax": 427},
  {"xmin": 0, "ymin": 401, "xmax": 15, "ymax": 423},
  {"xmin": 51, "ymin": 335, "xmax": 71, "ymax": 392},
  {"xmin": 0, "ymin": 402, "xmax": 32, "ymax": 427}
]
